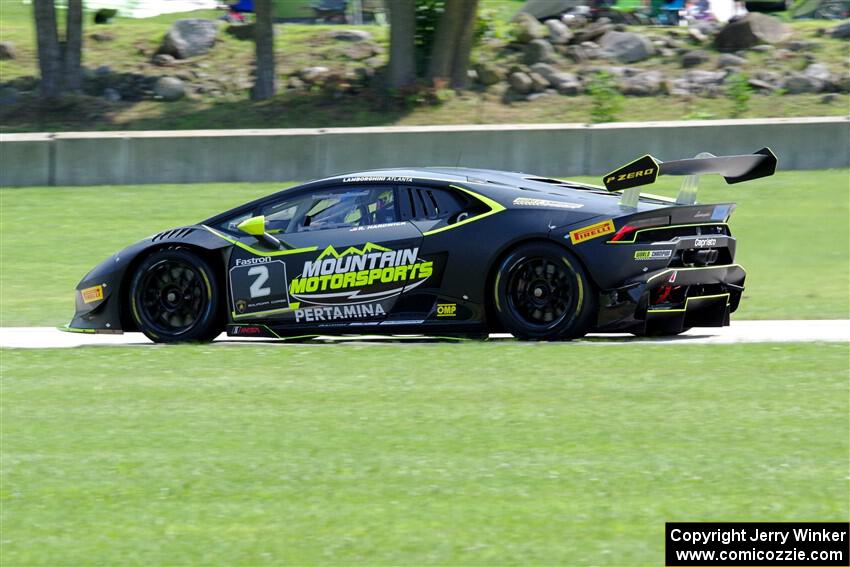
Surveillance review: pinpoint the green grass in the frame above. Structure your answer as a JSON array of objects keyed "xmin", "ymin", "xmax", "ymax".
[
  {"xmin": 1, "ymin": 0, "xmax": 849, "ymax": 132},
  {"xmin": 1, "ymin": 169, "xmax": 847, "ymax": 327},
  {"xmin": 1, "ymin": 342, "xmax": 847, "ymax": 565}
]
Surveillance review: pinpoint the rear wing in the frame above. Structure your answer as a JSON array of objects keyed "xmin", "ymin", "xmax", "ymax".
[{"xmin": 602, "ymin": 147, "xmax": 777, "ymax": 208}]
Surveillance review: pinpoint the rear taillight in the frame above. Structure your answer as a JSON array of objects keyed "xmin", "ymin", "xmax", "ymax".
[{"xmin": 609, "ymin": 215, "xmax": 670, "ymax": 242}]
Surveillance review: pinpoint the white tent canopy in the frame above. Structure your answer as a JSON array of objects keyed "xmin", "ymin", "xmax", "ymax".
[{"xmin": 24, "ymin": 0, "xmax": 218, "ymax": 19}]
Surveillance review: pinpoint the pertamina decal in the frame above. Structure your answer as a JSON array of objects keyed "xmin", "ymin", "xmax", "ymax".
[
  {"xmin": 288, "ymin": 242, "xmax": 433, "ymax": 305},
  {"xmin": 569, "ymin": 220, "xmax": 615, "ymax": 245},
  {"xmin": 81, "ymin": 285, "xmax": 104, "ymax": 303}
]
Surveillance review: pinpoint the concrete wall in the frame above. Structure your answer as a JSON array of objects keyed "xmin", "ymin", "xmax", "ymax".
[{"xmin": 1, "ymin": 117, "xmax": 847, "ymax": 187}]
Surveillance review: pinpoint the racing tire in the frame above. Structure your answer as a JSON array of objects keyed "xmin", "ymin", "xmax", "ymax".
[
  {"xmin": 129, "ymin": 248, "xmax": 223, "ymax": 343},
  {"xmin": 492, "ymin": 242, "xmax": 596, "ymax": 341}
]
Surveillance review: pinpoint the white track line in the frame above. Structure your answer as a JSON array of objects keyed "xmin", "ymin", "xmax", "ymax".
[{"xmin": 1, "ymin": 321, "xmax": 848, "ymax": 348}]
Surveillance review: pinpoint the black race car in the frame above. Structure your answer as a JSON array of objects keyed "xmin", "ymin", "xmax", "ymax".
[{"xmin": 68, "ymin": 148, "xmax": 776, "ymax": 342}]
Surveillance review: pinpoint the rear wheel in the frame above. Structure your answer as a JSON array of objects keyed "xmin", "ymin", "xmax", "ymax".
[
  {"xmin": 493, "ymin": 242, "xmax": 596, "ymax": 340},
  {"xmin": 129, "ymin": 249, "xmax": 223, "ymax": 343}
]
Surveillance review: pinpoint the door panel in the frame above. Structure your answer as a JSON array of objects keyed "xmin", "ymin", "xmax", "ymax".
[{"xmin": 228, "ymin": 220, "xmax": 427, "ymax": 329}]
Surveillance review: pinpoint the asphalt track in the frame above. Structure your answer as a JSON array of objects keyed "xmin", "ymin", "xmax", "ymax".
[{"xmin": 1, "ymin": 320, "xmax": 848, "ymax": 348}]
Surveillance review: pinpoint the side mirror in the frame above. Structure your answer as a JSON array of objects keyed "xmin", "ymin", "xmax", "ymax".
[
  {"xmin": 236, "ymin": 215, "xmax": 267, "ymax": 237},
  {"xmin": 236, "ymin": 215, "xmax": 287, "ymax": 250}
]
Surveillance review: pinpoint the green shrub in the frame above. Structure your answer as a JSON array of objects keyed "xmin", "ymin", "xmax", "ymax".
[
  {"xmin": 727, "ymin": 72, "xmax": 751, "ymax": 118},
  {"xmin": 586, "ymin": 71, "xmax": 623, "ymax": 123}
]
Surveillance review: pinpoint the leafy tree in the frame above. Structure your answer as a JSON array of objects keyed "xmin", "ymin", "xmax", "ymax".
[
  {"xmin": 388, "ymin": 0, "xmax": 417, "ymax": 88},
  {"xmin": 32, "ymin": 0, "xmax": 83, "ymax": 98},
  {"xmin": 252, "ymin": 0, "xmax": 276, "ymax": 99},
  {"xmin": 427, "ymin": 0, "xmax": 479, "ymax": 88},
  {"xmin": 390, "ymin": 0, "xmax": 480, "ymax": 89}
]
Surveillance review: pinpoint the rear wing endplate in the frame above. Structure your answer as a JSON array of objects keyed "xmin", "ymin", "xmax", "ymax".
[{"xmin": 602, "ymin": 147, "xmax": 777, "ymax": 208}]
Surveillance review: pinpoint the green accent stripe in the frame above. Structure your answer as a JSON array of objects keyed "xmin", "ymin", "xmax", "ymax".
[
  {"xmin": 203, "ymin": 226, "xmax": 317, "ymax": 256},
  {"xmin": 59, "ymin": 325, "xmax": 97, "ymax": 334},
  {"xmin": 422, "ymin": 185, "xmax": 507, "ymax": 236},
  {"xmin": 232, "ymin": 305, "xmax": 299, "ymax": 320}
]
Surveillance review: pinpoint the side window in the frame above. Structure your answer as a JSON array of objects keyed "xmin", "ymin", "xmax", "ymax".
[
  {"xmin": 398, "ymin": 186, "xmax": 481, "ymax": 224},
  {"xmin": 297, "ymin": 186, "xmax": 396, "ymax": 232},
  {"xmin": 216, "ymin": 186, "xmax": 398, "ymax": 236},
  {"xmin": 249, "ymin": 186, "xmax": 396, "ymax": 234}
]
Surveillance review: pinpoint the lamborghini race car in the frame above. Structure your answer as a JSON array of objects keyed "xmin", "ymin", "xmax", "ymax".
[{"xmin": 68, "ymin": 148, "xmax": 776, "ymax": 342}]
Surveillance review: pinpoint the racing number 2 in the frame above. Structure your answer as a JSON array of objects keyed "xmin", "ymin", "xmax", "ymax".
[
  {"xmin": 248, "ymin": 266, "xmax": 271, "ymax": 298},
  {"xmin": 229, "ymin": 259, "xmax": 290, "ymax": 316}
]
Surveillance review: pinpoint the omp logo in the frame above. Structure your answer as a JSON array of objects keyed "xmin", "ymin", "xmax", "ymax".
[
  {"xmin": 81, "ymin": 285, "xmax": 104, "ymax": 303},
  {"xmin": 436, "ymin": 303, "xmax": 457, "ymax": 317},
  {"xmin": 288, "ymin": 242, "xmax": 433, "ymax": 305},
  {"xmin": 694, "ymin": 238, "xmax": 717, "ymax": 247},
  {"xmin": 569, "ymin": 220, "xmax": 615, "ymax": 245},
  {"xmin": 605, "ymin": 168, "xmax": 655, "ymax": 185}
]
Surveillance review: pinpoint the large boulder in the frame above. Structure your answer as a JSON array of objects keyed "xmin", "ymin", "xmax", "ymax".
[
  {"xmin": 681, "ymin": 49, "xmax": 710, "ymax": 68},
  {"xmin": 803, "ymin": 62, "xmax": 832, "ymax": 82},
  {"xmin": 717, "ymin": 53, "xmax": 746, "ymax": 68},
  {"xmin": 781, "ymin": 73, "xmax": 823, "ymax": 94},
  {"xmin": 830, "ymin": 20, "xmax": 850, "ymax": 39},
  {"xmin": 685, "ymin": 69, "xmax": 726, "ymax": 85},
  {"xmin": 508, "ymin": 71, "xmax": 534, "ymax": 94},
  {"xmin": 598, "ymin": 31, "xmax": 655, "ymax": 63},
  {"xmin": 0, "ymin": 41, "xmax": 16, "ymax": 60},
  {"xmin": 713, "ymin": 13, "xmax": 790, "ymax": 50},
  {"xmin": 545, "ymin": 19, "xmax": 573, "ymax": 44},
  {"xmin": 514, "ymin": 13, "xmax": 545, "ymax": 43},
  {"xmin": 300, "ymin": 66, "xmax": 330, "ymax": 83},
  {"xmin": 474, "ymin": 62, "xmax": 503, "ymax": 86},
  {"xmin": 153, "ymin": 77, "xmax": 185, "ymax": 101},
  {"xmin": 328, "ymin": 29, "xmax": 372, "ymax": 41},
  {"xmin": 524, "ymin": 39, "xmax": 555, "ymax": 64},
  {"xmin": 573, "ymin": 18, "xmax": 613, "ymax": 43},
  {"xmin": 530, "ymin": 62, "xmax": 578, "ymax": 90},
  {"xmin": 619, "ymin": 70, "xmax": 665, "ymax": 96},
  {"xmin": 160, "ymin": 19, "xmax": 218, "ymax": 59}
]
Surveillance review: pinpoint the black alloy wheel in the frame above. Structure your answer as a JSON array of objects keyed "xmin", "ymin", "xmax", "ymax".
[
  {"xmin": 493, "ymin": 242, "xmax": 596, "ymax": 340},
  {"xmin": 129, "ymin": 248, "xmax": 223, "ymax": 343}
]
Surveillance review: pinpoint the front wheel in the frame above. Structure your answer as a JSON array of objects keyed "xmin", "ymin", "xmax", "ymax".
[
  {"xmin": 129, "ymin": 248, "xmax": 223, "ymax": 343},
  {"xmin": 492, "ymin": 242, "xmax": 596, "ymax": 340}
]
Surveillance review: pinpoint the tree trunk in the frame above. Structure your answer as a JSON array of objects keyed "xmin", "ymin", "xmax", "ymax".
[
  {"xmin": 426, "ymin": 0, "xmax": 465, "ymax": 83},
  {"xmin": 387, "ymin": 0, "xmax": 416, "ymax": 89},
  {"xmin": 63, "ymin": 0, "xmax": 83, "ymax": 92},
  {"xmin": 448, "ymin": 0, "xmax": 479, "ymax": 89},
  {"xmin": 33, "ymin": 0, "xmax": 62, "ymax": 99},
  {"xmin": 252, "ymin": 0, "xmax": 276, "ymax": 100}
]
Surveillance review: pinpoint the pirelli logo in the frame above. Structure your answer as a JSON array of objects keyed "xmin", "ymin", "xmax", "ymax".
[
  {"xmin": 569, "ymin": 220, "xmax": 615, "ymax": 245},
  {"xmin": 81, "ymin": 285, "xmax": 104, "ymax": 303}
]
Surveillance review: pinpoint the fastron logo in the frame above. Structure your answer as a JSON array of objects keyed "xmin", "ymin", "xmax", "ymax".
[{"xmin": 288, "ymin": 243, "xmax": 433, "ymax": 305}]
